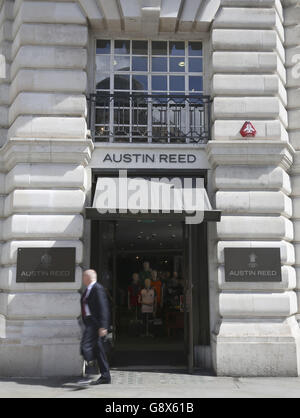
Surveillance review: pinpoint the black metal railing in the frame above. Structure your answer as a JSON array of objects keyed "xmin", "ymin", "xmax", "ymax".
[{"xmin": 87, "ymin": 92, "xmax": 211, "ymax": 144}]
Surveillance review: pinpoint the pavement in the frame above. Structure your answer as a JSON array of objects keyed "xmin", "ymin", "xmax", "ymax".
[{"xmin": 1, "ymin": 368, "xmax": 300, "ymax": 398}]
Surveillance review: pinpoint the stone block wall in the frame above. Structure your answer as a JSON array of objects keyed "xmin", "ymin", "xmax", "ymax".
[
  {"xmin": 208, "ymin": 0, "xmax": 300, "ymax": 376},
  {"xmin": 0, "ymin": 0, "xmax": 12, "ymax": 147},
  {"xmin": 1, "ymin": 0, "xmax": 300, "ymax": 378},
  {"xmin": 284, "ymin": 0, "xmax": 300, "ymax": 329},
  {"xmin": 0, "ymin": 0, "xmax": 93, "ymax": 377}
]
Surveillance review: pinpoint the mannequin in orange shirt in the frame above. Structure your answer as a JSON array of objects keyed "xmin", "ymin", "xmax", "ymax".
[{"xmin": 151, "ymin": 270, "xmax": 163, "ymax": 314}]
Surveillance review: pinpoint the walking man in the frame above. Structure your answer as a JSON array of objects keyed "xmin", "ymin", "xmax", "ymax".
[{"xmin": 80, "ymin": 269, "xmax": 111, "ymax": 385}]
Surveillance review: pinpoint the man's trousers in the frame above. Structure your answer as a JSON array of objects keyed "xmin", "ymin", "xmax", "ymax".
[{"xmin": 80, "ymin": 317, "xmax": 111, "ymax": 380}]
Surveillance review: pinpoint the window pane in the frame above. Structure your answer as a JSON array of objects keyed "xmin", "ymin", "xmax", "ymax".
[
  {"xmin": 132, "ymin": 75, "xmax": 148, "ymax": 91},
  {"xmin": 132, "ymin": 56, "xmax": 148, "ymax": 72},
  {"xmin": 152, "ymin": 108, "xmax": 163, "ymax": 125},
  {"xmin": 114, "ymin": 93, "xmax": 130, "ymax": 107},
  {"xmin": 114, "ymin": 56, "xmax": 130, "ymax": 71},
  {"xmin": 132, "ymin": 94, "xmax": 148, "ymax": 107},
  {"xmin": 152, "ymin": 41, "xmax": 167, "ymax": 55},
  {"xmin": 95, "ymin": 126, "xmax": 110, "ymax": 140},
  {"xmin": 152, "ymin": 76, "xmax": 167, "ymax": 91},
  {"xmin": 152, "ymin": 57, "xmax": 167, "ymax": 72},
  {"xmin": 170, "ymin": 76, "xmax": 185, "ymax": 91},
  {"xmin": 96, "ymin": 55, "xmax": 111, "ymax": 72},
  {"xmin": 114, "ymin": 109, "xmax": 130, "ymax": 125},
  {"xmin": 189, "ymin": 76, "xmax": 203, "ymax": 92},
  {"xmin": 96, "ymin": 74, "xmax": 110, "ymax": 90},
  {"xmin": 188, "ymin": 42, "xmax": 202, "ymax": 56},
  {"xmin": 132, "ymin": 40, "xmax": 148, "ymax": 55},
  {"xmin": 169, "ymin": 41, "xmax": 185, "ymax": 56},
  {"xmin": 96, "ymin": 40, "xmax": 110, "ymax": 54},
  {"xmin": 114, "ymin": 40, "xmax": 130, "ymax": 54},
  {"xmin": 132, "ymin": 108, "xmax": 148, "ymax": 126},
  {"xmin": 114, "ymin": 126, "xmax": 130, "ymax": 142},
  {"xmin": 96, "ymin": 108, "xmax": 109, "ymax": 124},
  {"xmin": 189, "ymin": 58, "xmax": 203, "ymax": 73},
  {"xmin": 95, "ymin": 38, "xmax": 205, "ymax": 144},
  {"xmin": 170, "ymin": 57, "xmax": 185, "ymax": 72},
  {"xmin": 115, "ymin": 75, "xmax": 130, "ymax": 90}
]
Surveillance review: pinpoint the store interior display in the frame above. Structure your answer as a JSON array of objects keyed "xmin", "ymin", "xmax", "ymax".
[
  {"xmin": 123, "ymin": 258, "xmax": 185, "ymax": 339},
  {"xmin": 96, "ymin": 221, "xmax": 187, "ymax": 366}
]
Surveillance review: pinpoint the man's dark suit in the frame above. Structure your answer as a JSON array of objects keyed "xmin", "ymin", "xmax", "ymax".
[{"xmin": 80, "ymin": 282, "xmax": 111, "ymax": 380}]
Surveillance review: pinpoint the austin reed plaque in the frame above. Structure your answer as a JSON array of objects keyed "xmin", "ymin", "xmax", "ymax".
[
  {"xmin": 16, "ymin": 248, "xmax": 76, "ymax": 283},
  {"xmin": 224, "ymin": 248, "xmax": 282, "ymax": 282}
]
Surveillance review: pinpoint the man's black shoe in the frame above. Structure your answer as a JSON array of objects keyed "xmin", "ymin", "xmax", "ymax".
[
  {"xmin": 77, "ymin": 378, "xmax": 93, "ymax": 386},
  {"xmin": 90, "ymin": 377, "xmax": 111, "ymax": 385}
]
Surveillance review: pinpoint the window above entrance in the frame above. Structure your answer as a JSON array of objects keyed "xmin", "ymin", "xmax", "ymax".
[{"xmin": 88, "ymin": 40, "xmax": 211, "ymax": 145}]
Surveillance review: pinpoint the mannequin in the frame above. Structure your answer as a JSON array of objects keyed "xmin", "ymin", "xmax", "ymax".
[
  {"xmin": 166, "ymin": 271, "xmax": 182, "ymax": 310},
  {"xmin": 151, "ymin": 269, "xmax": 163, "ymax": 310},
  {"xmin": 101, "ymin": 260, "xmax": 113, "ymax": 305},
  {"xmin": 138, "ymin": 278, "xmax": 156, "ymax": 337},
  {"xmin": 139, "ymin": 261, "xmax": 152, "ymax": 285},
  {"xmin": 128, "ymin": 273, "xmax": 141, "ymax": 319}
]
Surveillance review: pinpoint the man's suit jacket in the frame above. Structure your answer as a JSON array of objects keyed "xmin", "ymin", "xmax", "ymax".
[{"xmin": 81, "ymin": 282, "xmax": 110, "ymax": 330}]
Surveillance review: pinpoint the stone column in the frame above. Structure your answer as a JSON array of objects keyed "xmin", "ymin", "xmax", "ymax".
[
  {"xmin": 0, "ymin": 0, "xmax": 12, "ymax": 359},
  {"xmin": 0, "ymin": 0, "xmax": 12, "ymax": 146},
  {"xmin": 208, "ymin": 0, "xmax": 300, "ymax": 376},
  {"xmin": 285, "ymin": 0, "xmax": 300, "ymax": 328},
  {"xmin": 0, "ymin": 0, "xmax": 93, "ymax": 377}
]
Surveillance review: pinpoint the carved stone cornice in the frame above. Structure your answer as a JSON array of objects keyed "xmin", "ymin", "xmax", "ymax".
[
  {"xmin": 0, "ymin": 138, "xmax": 94, "ymax": 172},
  {"xmin": 207, "ymin": 140, "xmax": 295, "ymax": 171}
]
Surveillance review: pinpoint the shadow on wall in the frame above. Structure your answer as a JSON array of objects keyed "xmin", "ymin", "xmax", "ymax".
[
  {"xmin": 0, "ymin": 54, "xmax": 7, "ymax": 147},
  {"xmin": 0, "ymin": 54, "xmax": 5, "ymax": 79}
]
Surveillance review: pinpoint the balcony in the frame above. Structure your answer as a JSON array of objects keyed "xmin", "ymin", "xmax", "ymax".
[{"xmin": 88, "ymin": 92, "xmax": 211, "ymax": 144}]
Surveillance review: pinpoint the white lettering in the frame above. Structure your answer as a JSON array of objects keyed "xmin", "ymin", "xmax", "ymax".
[{"xmin": 105, "ymin": 403, "xmax": 139, "ymax": 416}]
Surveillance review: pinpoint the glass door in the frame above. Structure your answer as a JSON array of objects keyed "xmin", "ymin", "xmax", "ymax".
[
  {"xmin": 96, "ymin": 221, "xmax": 117, "ymax": 345},
  {"xmin": 183, "ymin": 222, "xmax": 211, "ymax": 373},
  {"xmin": 183, "ymin": 223, "xmax": 194, "ymax": 373}
]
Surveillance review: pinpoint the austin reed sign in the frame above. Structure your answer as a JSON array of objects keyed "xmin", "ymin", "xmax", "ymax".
[
  {"xmin": 224, "ymin": 248, "xmax": 282, "ymax": 282},
  {"xmin": 16, "ymin": 248, "xmax": 76, "ymax": 283}
]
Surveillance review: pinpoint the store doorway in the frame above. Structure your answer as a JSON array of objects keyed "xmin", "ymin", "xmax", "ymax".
[{"xmin": 90, "ymin": 217, "xmax": 210, "ymax": 372}]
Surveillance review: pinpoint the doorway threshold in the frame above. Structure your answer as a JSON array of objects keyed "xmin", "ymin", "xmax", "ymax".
[{"xmin": 111, "ymin": 365, "xmax": 188, "ymax": 372}]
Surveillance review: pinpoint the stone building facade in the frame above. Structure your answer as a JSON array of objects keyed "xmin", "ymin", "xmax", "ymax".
[{"xmin": 0, "ymin": 0, "xmax": 300, "ymax": 377}]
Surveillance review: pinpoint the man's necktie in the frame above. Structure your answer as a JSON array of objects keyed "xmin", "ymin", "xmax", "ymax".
[{"xmin": 81, "ymin": 289, "xmax": 88, "ymax": 318}]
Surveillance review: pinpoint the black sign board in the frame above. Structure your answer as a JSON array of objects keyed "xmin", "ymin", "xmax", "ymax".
[
  {"xmin": 16, "ymin": 248, "xmax": 76, "ymax": 283},
  {"xmin": 224, "ymin": 248, "xmax": 282, "ymax": 282}
]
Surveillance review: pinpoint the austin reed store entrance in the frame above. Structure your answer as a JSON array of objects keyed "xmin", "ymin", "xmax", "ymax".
[{"xmin": 87, "ymin": 170, "xmax": 220, "ymax": 372}]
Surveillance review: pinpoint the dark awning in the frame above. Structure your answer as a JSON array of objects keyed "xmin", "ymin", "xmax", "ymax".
[{"xmin": 85, "ymin": 208, "xmax": 221, "ymax": 222}]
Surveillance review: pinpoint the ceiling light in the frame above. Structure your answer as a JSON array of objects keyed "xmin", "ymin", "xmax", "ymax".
[{"xmin": 178, "ymin": 61, "xmax": 185, "ymax": 67}]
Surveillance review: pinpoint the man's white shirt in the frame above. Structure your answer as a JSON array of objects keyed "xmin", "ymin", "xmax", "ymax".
[{"xmin": 84, "ymin": 281, "xmax": 96, "ymax": 317}]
